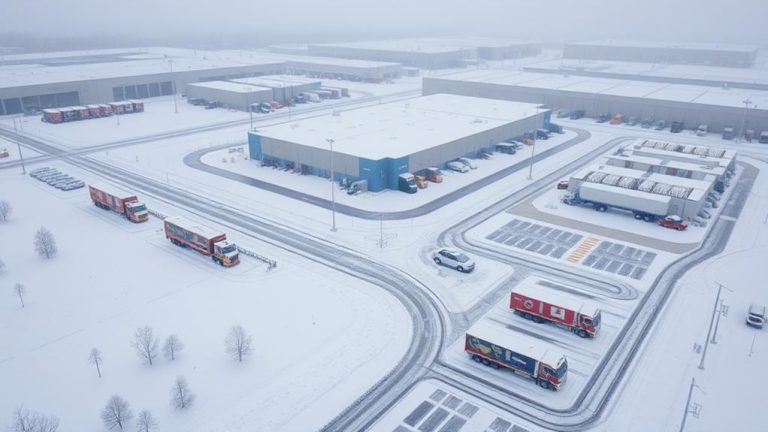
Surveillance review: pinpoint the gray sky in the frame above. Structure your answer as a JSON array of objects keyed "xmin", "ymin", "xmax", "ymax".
[{"xmin": 3, "ymin": 0, "xmax": 767, "ymax": 45}]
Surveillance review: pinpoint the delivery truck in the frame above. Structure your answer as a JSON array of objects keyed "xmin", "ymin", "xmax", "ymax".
[
  {"xmin": 510, "ymin": 281, "xmax": 601, "ymax": 338},
  {"xmin": 465, "ymin": 321, "xmax": 567, "ymax": 391},
  {"xmin": 163, "ymin": 216, "xmax": 240, "ymax": 267},
  {"xmin": 88, "ymin": 183, "xmax": 149, "ymax": 223},
  {"xmin": 398, "ymin": 173, "xmax": 417, "ymax": 193},
  {"xmin": 563, "ymin": 182, "xmax": 671, "ymax": 222}
]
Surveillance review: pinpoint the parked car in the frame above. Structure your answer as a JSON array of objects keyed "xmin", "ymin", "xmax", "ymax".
[
  {"xmin": 555, "ymin": 109, "xmax": 571, "ymax": 118},
  {"xmin": 496, "ymin": 143, "xmax": 517, "ymax": 154},
  {"xmin": 457, "ymin": 157, "xmax": 478, "ymax": 169},
  {"xmin": 535, "ymin": 129, "xmax": 550, "ymax": 140},
  {"xmin": 61, "ymin": 181, "xmax": 85, "ymax": 191},
  {"xmin": 557, "ymin": 180, "xmax": 569, "ymax": 190},
  {"xmin": 722, "ymin": 127, "xmax": 735, "ymax": 140},
  {"xmin": 188, "ymin": 98, "xmax": 208, "ymax": 106},
  {"xmin": 658, "ymin": 215, "xmax": 688, "ymax": 231},
  {"xmin": 745, "ymin": 130, "xmax": 755, "ymax": 142},
  {"xmin": 670, "ymin": 121, "xmax": 685, "ymax": 133},
  {"xmin": 654, "ymin": 120, "xmax": 667, "ymax": 130},
  {"xmin": 0, "ymin": 148, "xmax": 9, "ymax": 158},
  {"xmin": 696, "ymin": 125, "xmax": 708, "ymax": 136},
  {"xmin": 569, "ymin": 110, "xmax": 585, "ymax": 120},
  {"xmin": 447, "ymin": 161, "xmax": 469, "ymax": 173},
  {"xmin": 609, "ymin": 114, "xmax": 624, "ymax": 124},
  {"xmin": 596, "ymin": 113, "xmax": 611, "ymax": 123},
  {"xmin": 626, "ymin": 116, "xmax": 640, "ymax": 126},
  {"xmin": 641, "ymin": 117, "xmax": 654, "ymax": 128},
  {"xmin": 746, "ymin": 304, "xmax": 766, "ymax": 329},
  {"xmin": 432, "ymin": 248, "xmax": 475, "ymax": 273}
]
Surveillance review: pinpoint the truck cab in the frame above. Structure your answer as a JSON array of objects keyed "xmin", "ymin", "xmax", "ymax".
[
  {"xmin": 540, "ymin": 357, "xmax": 568, "ymax": 390},
  {"xmin": 398, "ymin": 173, "xmax": 417, "ymax": 193},
  {"xmin": 426, "ymin": 167, "xmax": 443, "ymax": 183},
  {"xmin": 722, "ymin": 127, "xmax": 735, "ymax": 140},
  {"xmin": 579, "ymin": 310, "xmax": 601, "ymax": 337},
  {"xmin": 213, "ymin": 240, "xmax": 240, "ymax": 267},
  {"xmin": 124, "ymin": 201, "xmax": 149, "ymax": 223}
]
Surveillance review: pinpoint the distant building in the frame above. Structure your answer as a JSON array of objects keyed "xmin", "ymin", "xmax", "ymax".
[{"xmin": 563, "ymin": 41, "xmax": 759, "ymax": 68}]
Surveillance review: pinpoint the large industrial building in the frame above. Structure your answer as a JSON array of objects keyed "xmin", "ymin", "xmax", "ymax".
[
  {"xmin": 423, "ymin": 70, "xmax": 768, "ymax": 134},
  {"xmin": 567, "ymin": 140, "xmax": 735, "ymax": 220},
  {"xmin": 230, "ymin": 75, "xmax": 322, "ymax": 104},
  {"xmin": 0, "ymin": 48, "xmax": 285, "ymax": 115},
  {"xmin": 248, "ymin": 94, "xmax": 549, "ymax": 191},
  {"xmin": 307, "ymin": 38, "xmax": 542, "ymax": 69},
  {"xmin": 563, "ymin": 41, "xmax": 760, "ymax": 68},
  {"xmin": 185, "ymin": 81, "xmax": 274, "ymax": 111},
  {"xmin": 283, "ymin": 56, "xmax": 402, "ymax": 81}
]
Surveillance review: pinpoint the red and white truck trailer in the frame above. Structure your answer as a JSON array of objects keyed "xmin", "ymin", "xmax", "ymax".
[
  {"xmin": 88, "ymin": 183, "xmax": 149, "ymax": 223},
  {"xmin": 465, "ymin": 321, "xmax": 567, "ymax": 391},
  {"xmin": 163, "ymin": 216, "xmax": 240, "ymax": 267},
  {"xmin": 510, "ymin": 280, "xmax": 601, "ymax": 338}
]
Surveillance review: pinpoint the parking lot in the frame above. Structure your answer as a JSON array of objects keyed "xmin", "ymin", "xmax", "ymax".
[
  {"xmin": 485, "ymin": 218, "xmax": 583, "ymax": 259},
  {"xmin": 29, "ymin": 167, "xmax": 85, "ymax": 191},
  {"xmin": 582, "ymin": 241, "xmax": 656, "ymax": 280}
]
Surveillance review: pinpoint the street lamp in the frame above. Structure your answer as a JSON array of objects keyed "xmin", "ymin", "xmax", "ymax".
[
  {"xmin": 12, "ymin": 117, "xmax": 26, "ymax": 174},
  {"xmin": 169, "ymin": 59, "xmax": 178, "ymax": 114},
  {"xmin": 738, "ymin": 98, "xmax": 752, "ymax": 142},
  {"xmin": 327, "ymin": 138, "xmax": 337, "ymax": 232}
]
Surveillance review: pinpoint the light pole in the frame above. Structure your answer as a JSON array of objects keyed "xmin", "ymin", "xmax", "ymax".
[
  {"xmin": 678, "ymin": 377, "xmax": 701, "ymax": 432},
  {"xmin": 13, "ymin": 117, "xmax": 26, "ymax": 174},
  {"xmin": 738, "ymin": 98, "xmax": 751, "ymax": 142},
  {"xmin": 327, "ymin": 138, "xmax": 337, "ymax": 232},
  {"xmin": 698, "ymin": 282, "xmax": 724, "ymax": 369},
  {"xmin": 169, "ymin": 59, "xmax": 178, "ymax": 114},
  {"xmin": 527, "ymin": 106, "xmax": 539, "ymax": 180}
]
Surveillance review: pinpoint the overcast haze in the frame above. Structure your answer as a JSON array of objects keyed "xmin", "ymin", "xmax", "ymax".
[{"xmin": 2, "ymin": 0, "xmax": 768, "ymax": 49}]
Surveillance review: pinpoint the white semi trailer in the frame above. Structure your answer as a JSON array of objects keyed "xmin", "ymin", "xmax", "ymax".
[{"xmin": 563, "ymin": 182, "xmax": 671, "ymax": 222}]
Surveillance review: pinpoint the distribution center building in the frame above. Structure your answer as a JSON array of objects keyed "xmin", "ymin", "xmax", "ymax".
[
  {"xmin": 185, "ymin": 81, "xmax": 274, "ymax": 111},
  {"xmin": 423, "ymin": 69, "xmax": 768, "ymax": 134},
  {"xmin": 230, "ymin": 75, "xmax": 322, "ymax": 104},
  {"xmin": 308, "ymin": 39, "xmax": 467, "ymax": 69},
  {"xmin": 248, "ymin": 94, "xmax": 549, "ymax": 191},
  {"xmin": 563, "ymin": 41, "xmax": 760, "ymax": 68}
]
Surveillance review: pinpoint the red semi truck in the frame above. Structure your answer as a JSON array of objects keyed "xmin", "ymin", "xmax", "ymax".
[
  {"xmin": 465, "ymin": 321, "xmax": 567, "ymax": 391},
  {"xmin": 163, "ymin": 216, "xmax": 240, "ymax": 267},
  {"xmin": 510, "ymin": 280, "xmax": 601, "ymax": 338},
  {"xmin": 89, "ymin": 183, "xmax": 149, "ymax": 223}
]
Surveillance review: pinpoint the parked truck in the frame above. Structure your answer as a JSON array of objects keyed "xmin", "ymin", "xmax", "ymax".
[
  {"xmin": 510, "ymin": 283, "xmax": 601, "ymax": 338},
  {"xmin": 88, "ymin": 183, "xmax": 149, "ymax": 223},
  {"xmin": 163, "ymin": 216, "xmax": 240, "ymax": 267},
  {"xmin": 465, "ymin": 321, "xmax": 567, "ymax": 391},
  {"xmin": 398, "ymin": 173, "xmax": 417, "ymax": 193},
  {"xmin": 562, "ymin": 182, "xmax": 671, "ymax": 222}
]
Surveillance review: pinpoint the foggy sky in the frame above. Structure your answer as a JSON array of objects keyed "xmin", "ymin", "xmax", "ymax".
[{"xmin": 3, "ymin": 0, "xmax": 767, "ymax": 47}]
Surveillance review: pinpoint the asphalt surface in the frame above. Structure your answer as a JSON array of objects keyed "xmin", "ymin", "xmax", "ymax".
[{"xmin": 183, "ymin": 128, "xmax": 592, "ymax": 220}]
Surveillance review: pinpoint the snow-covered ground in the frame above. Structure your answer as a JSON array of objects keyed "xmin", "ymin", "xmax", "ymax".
[
  {"xmin": 0, "ymin": 174, "xmax": 411, "ymax": 431},
  {"xmin": 0, "ymin": 136, "xmax": 41, "ymax": 163}
]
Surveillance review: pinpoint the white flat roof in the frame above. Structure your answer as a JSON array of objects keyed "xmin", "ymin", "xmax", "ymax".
[
  {"xmin": 188, "ymin": 81, "xmax": 272, "ymax": 94},
  {"xmin": 254, "ymin": 94, "xmax": 544, "ymax": 160},
  {"xmin": 311, "ymin": 39, "xmax": 466, "ymax": 54},
  {"xmin": 432, "ymin": 69, "xmax": 768, "ymax": 112},
  {"xmin": 230, "ymin": 75, "xmax": 321, "ymax": 89},
  {"xmin": 608, "ymin": 153, "xmax": 726, "ymax": 177},
  {"xmin": 581, "ymin": 182, "xmax": 672, "ymax": 204},
  {"xmin": 512, "ymin": 279, "xmax": 599, "ymax": 318},
  {"xmin": 568, "ymin": 40, "xmax": 760, "ymax": 53},
  {"xmin": 89, "ymin": 183, "xmax": 135, "ymax": 200},
  {"xmin": 280, "ymin": 54, "xmax": 402, "ymax": 68},
  {"xmin": 164, "ymin": 216, "xmax": 224, "ymax": 240},
  {"xmin": 467, "ymin": 320, "xmax": 565, "ymax": 368}
]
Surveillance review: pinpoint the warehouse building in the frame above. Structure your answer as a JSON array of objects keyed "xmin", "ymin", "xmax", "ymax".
[
  {"xmin": 423, "ymin": 70, "xmax": 768, "ymax": 134},
  {"xmin": 308, "ymin": 39, "xmax": 466, "ymax": 69},
  {"xmin": 284, "ymin": 56, "xmax": 402, "ymax": 81},
  {"xmin": 563, "ymin": 41, "xmax": 760, "ymax": 68},
  {"xmin": 0, "ymin": 48, "xmax": 285, "ymax": 115},
  {"xmin": 567, "ymin": 164, "xmax": 715, "ymax": 220},
  {"xmin": 247, "ymin": 94, "xmax": 549, "ymax": 192},
  {"xmin": 230, "ymin": 75, "xmax": 322, "ymax": 104},
  {"xmin": 185, "ymin": 81, "xmax": 274, "ymax": 111}
]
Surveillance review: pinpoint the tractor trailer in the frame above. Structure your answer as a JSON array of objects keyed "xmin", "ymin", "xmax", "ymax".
[
  {"xmin": 89, "ymin": 184, "xmax": 149, "ymax": 223},
  {"xmin": 563, "ymin": 182, "xmax": 671, "ymax": 222},
  {"xmin": 163, "ymin": 216, "xmax": 240, "ymax": 267},
  {"xmin": 465, "ymin": 321, "xmax": 567, "ymax": 391},
  {"xmin": 510, "ymin": 282, "xmax": 601, "ymax": 338}
]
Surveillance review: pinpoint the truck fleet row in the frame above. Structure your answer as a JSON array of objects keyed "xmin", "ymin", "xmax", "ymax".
[
  {"xmin": 42, "ymin": 101, "xmax": 144, "ymax": 124},
  {"xmin": 465, "ymin": 284, "xmax": 601, "ymax": 391}
]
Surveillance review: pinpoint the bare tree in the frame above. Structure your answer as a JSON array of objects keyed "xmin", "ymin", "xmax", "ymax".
[
  {"xmin": 0, "ymin": 200, "xmax": 12, "ymax": 222},
  {"xmin": 14, "ymin": 283, "xmax": 26, "ymax": 308},
  {"xmin": 135, "ymin": 410, "xmax": 158, "ymax": 432},
  {"xmin": 33, "ymin": 227, "xmax": 57, "ymax": 259},
  {"xmin": 101, "ymin": 395, "xmax": 133, "ymax": 431},
  {"xmin": 225, "ymin": 325, "xmax": 253, "ymax": 362},
  {"xmin": 11, "ymin": 406, "xmax": 60, "ymax": 432},
  {"xmin": 89, "ymin": 348, "xmax": 103, "ymax": 378},
  {"xmin": 171, "ymin": 376, "xmax": 195, "ymax": 410},
  {"xmin": 131, "ymin": 326, "xmax": 158, "ymax": 366},
  {"xmin": 163, "ymin": 334, "xmax": 183, "ymax": 361}
]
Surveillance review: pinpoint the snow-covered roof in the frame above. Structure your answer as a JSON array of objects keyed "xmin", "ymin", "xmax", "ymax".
[
  {"xmin": 512, "ymin": 279, "xmax": 600, "ymax": 318},
  {"xmin": 230, "ymin": 75, "xmax": 321, "ymax": 89},
  {"xmin": 608, "ymin": 153, "xmax": 726, "ymax": 177},
  {"xmin": 567, "ymin": 40, "xmax": 760, "ymax": 53},
  {"xmin": 430, "ymin": 70, "xmax": 768, "ymax": 111},
  {"xmin": 310, "ymin": 39, "xmax": 466, "ymax": 54},
  {"xmin": 187, "ymin": 81, "xmax": 272, "ymax": 94},
  {"xmin": 466, "ymin": 320, "xmax": 565, "ymax": 368},
  {"xmin": 253, "ymin": 94, "xmax": 545, "ymax": 160},
  {"xmin": 89, "ymin": 183, "xmax": 136, "ymax": 200},
  {"xmin": 580, "ymin": 182, "xmax": 673, "ymax": 204},
  {"xmin": 163, "ymin": 216, "xmax": 225, "ymax": 240}
]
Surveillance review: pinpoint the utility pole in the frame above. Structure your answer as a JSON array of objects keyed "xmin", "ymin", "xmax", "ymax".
[
  {"xmin": 711, "ymin": 299, "xmax": 724, "ymax": 344},
  {"xmin": 13, "ymin": 118, "xmax": 26, "ymax": 174},
  {"xmin": 169, "ymin": 59, "xmax": 178, "ymax": 114},
  {"xmin": 327, "ymin": 138, "xmax": 337, "ymax": 232},
  {"xmin": 699, "ymin": 283, "xmax": 724, "ymax": 369},
  {"xmin": 678, "ymin": 377, "xmax": 699, "ymax": 432},
  {"xmin": 527, "ymin": 106, "xmax": 538, "ymax": 180}
]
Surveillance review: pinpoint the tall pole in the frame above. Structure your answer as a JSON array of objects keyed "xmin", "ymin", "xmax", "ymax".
[
  {"xmin": 327, "ymin": 138, "xmax": 337, "ymax": 232},
  {"xmin": 379, "ymin": 214, "xmax": 384, "ymax": 248},
  {"xmin": 738, "ymin": 98, "xmax": 751, "ymax": 142},
  {"xmin": 527, "ymin": 106, "xmax": 538, "ymax": 180},
  {"xmin": 13, "ymin": 118, "xmax": 26, "ymax": 174},
  {"xmin": 711, "ymin": 299, "xmax": 724, "ymax": 344},
  {"xmin": 246, "ymin": 87, "xmax": 252, "ymax": 130},
  {"xmin": 169, "ymin": 60, "xmax": 178, "ymax": 114},
  {"xmin": 678, "ymin": 377, "xmax": 696, "ymax": 432},
  {"xmin": 699, "ymin": 283, "xmax": 724, "ymax": 369}
]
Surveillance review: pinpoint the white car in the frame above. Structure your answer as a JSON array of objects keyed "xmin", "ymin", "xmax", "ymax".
[
  {"xmin": 446, "ymin": 161, "xmax": 469, "ymax": 173},
  {"xmin": 746, "ymin": 304, "xmax": 766, "ymax": 328},
  {"xmin": 432, "ymin": 248, "xmax": 475, "ymax": 273},
  {"xmin": 457, "ymin": 157, "xmax": 478, "ymax": 169}
]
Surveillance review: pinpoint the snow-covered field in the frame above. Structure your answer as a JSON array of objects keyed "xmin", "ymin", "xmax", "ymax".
[{"xmin": 0, "ymin": 174, "xmax": 411, "ymax": 431}]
